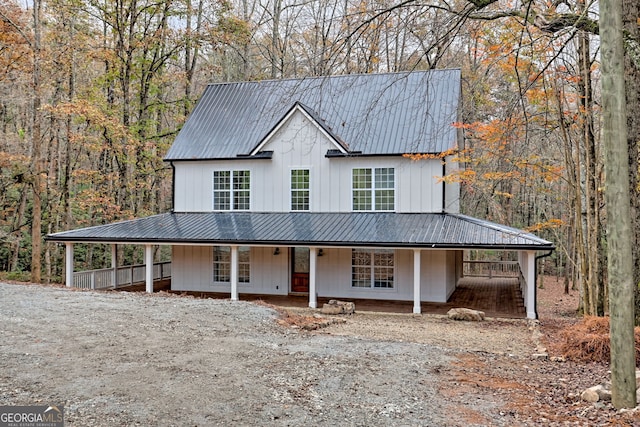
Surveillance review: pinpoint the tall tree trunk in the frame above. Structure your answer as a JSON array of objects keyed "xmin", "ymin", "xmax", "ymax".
[
  {"xmin": 63, "ymin": 25, "xmax": 75, "ymax": 232},
  {"xmin": 44, "ymin": 223, "xmax": 51, "ymax": 283},
  {"xmin": 271, "ymin": 0, "xmax": 282, "ymax": 78},
  {"xmin": 10, "ymin": 183, "xmax": 28, "ymax": 272},
  {"xmin": 184, "ymin": 0, "xmax": 203, "ymax": 114},
  {"xmin": 576, "ymin": 0, "xmax": 604, "ymax": 316},
  {"xmin": 601, "ymin": 0, "xmax": 637, "ymax": 409},
  {"xmin": 582, "ymin": 65, "xmax": 603, "ymax": 316},
  {"xmin": 622, "ymin": 0, "xmax": 640, "ymax": 325},
  {"xmin": 30, "ymin": 0, "xmax": 43, "ymax": 283}
]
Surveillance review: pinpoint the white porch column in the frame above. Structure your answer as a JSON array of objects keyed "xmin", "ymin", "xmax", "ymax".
[
  {"xmin": 413, "ymin": 249, "xmax": 421, "ymax": 314},
  {"xmin": 111, "ymin": 244, "xmax": 117, "ymax": 287},
  {"xmin": 230, "ymin": 245, "xmax": 239, "ymax": 301},
  {"xmin": 145, "ymin": 244, "xmax": 153, "ymax": 293},
  {"xmin": 65, "ymin": 243, "xmax": 74, "ymax": 288},
  {"xmin": 525, "ymin": 250, "xmax": 536, "ymax": 319},
  {"xmin": 309, "ymin": 247, "xmax": 317, "ymax": 309}
]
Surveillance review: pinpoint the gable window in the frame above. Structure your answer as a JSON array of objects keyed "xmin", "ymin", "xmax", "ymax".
[
  {"xmin": 352, "ymin": 168, "xmax": 395, "ymax": 211},
  {"xmin": 291, "ymin": 169, "xmax": 310, "ymax": 211},
  {"xmin": 213, "ymin": 246, "xmax": 250, "ymax": 283},
  {"xmin": 213, "ymin": 170, "xmax": 250, "ymax": 210},
  {"xmin": 351, "ymin": 248, "xmax": 394, "ymax": 289}
]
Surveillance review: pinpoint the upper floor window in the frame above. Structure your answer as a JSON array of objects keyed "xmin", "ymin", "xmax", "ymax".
[
  {"xmin": 352, "ymin": 167, "xmax": 395, "ymax": 211},
  {"xmin": 291, "ymin": 169, "xmax": 310, "ymax": 211},
  {"xmin": 352, "ymin": 248, "xmax": 394, "ymax": 289},
  {"xmin": 213, "ymin": 170, "xmax": 250, "ymax": 210}
]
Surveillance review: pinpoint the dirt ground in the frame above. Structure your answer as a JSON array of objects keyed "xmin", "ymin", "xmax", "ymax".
[{"xmin": 0, "ymin": 278, "xmax": 638, "ymax": 426}]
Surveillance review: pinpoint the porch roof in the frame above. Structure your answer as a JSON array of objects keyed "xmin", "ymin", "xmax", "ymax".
[{"xmin": 46, "ymin": 212, "xmax": 554, "ymax": 250}]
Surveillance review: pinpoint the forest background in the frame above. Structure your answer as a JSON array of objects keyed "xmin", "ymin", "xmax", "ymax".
[{"xmin": 1, "ymin": 0, "xmax": 639, "ymax": 322}]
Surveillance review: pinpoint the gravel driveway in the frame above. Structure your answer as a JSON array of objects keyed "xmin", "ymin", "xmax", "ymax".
[{"xmin": 0, "ymin": 282, "xmax": 537, "ymax": 426}]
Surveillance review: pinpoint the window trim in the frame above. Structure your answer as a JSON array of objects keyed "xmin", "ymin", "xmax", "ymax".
[
  {"xmin": 351, "ymin": 167, "xmax": 395, "ymax": 212},
  {"xmin": 351, "ymin": 248, "xmax": 395, "ymax": 290},
  {"xmin": 213, "ymin": 246, "xmax": 251, "ymax": 284},
  {"xmin": 213, "ymin": 170, "xmax": 251, "ymax": 211},
  {"xmin": 290, "ymin": 168, "xmax": 310, "ymax": 211}
]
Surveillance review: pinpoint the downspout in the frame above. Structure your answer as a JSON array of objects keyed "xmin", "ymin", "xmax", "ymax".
[
  {"xmin": 170, "ymin": 161, "xmax": 176, "ymax": 212},
  {"xmin": 534, "ymin": 250, "xmax": 554, "ymax": 319},
  {"xmin": 169, "ymin": 161, "xmax": 176, "ymax": 291},
  {"xmin": 442, "ymin": 162, "xmax": 446, "ymax": 212}
]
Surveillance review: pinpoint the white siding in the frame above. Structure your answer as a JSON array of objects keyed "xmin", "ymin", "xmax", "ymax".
[
  {"xmin": 444, "ymin": 250, "xmax": 459, "ymax": 299},
  {"xmin": 313, "ymin": 247, "xmax": 457, "ymax": 302},
  {"xmin": 171, "ymin": 245, "xmax": 213, "ymax": 291},
  {"xmin": 172, "ymin": 245, "xmax": 290, "ymax": 295},
  {"xmin": 518, "ymin": 250, "xmax": 537, "ymax": 319},
  {"xmin": 172, "ymin": 245, "xmax": 458, "ymax": 302},
  {"xmin": 443, "ymin": 155, "xmax": 460, "ymax": 213},
  {"xmin": 395, "ymin": 159, "xmax": 443, "ymax": 213},
  {"xmin": 317, "ymin": 248, "xmax": 459, "ymax": 302},
  {"xmin": 316, "ymin": 248, "xmax": 405, "ymax": 300},
  {"xmin": 418, "ymin": 250, "xmax": 450, "ymax": 302},
  {"xmin": 250, "ymin": 246, "xmax": 289, "ymax": 295},
  {"xmin": 172, "ymin": 110, "xmax": 453, "ymax": 213}
]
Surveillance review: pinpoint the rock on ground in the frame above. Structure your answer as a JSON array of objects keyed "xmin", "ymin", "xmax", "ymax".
[{"xmin": 447, "ymin": 307, "xmax": 485, "ymax": 321}]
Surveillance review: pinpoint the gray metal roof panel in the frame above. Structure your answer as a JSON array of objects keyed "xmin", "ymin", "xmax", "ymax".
[
  {"xmin": 165, "ymin": 70, "xmax": 461, "ymax": 160},
  {"xmin": 46, "ymin": 212, "xmax": 554, "ymax": 250}
]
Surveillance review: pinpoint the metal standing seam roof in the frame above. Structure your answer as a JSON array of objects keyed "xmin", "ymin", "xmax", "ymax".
[
  {"xmin": 45, "ymin": 212, "xmax": 554, "ymax": 250},
  {"xmin": 164, "ymin": 69, "xmax": 462, "ymax": 160}
]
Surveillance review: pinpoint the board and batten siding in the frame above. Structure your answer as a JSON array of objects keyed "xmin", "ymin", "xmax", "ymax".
[
  {"xmin": 171, "ymin": 246, "xmax": 290, "ymax": 294},
  {"xmin": 172, "ymin": 110, "xmax": 457, "ymax": 213},
  {"xmin": 313, "ymin": 248, "xmax": 456, "ymax": 302},
  {"xmin": 443, "ymin": 155, "xmax": 460, "ymax": 213},
  {"xmin": 171, "ymin": 245, "xmax": 458, "ymax": 302}
]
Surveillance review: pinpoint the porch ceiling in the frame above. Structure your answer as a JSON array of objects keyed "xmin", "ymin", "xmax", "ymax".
[{"xmin": 46, "ymin": 212, "xmax": 554, "ymax": 251}]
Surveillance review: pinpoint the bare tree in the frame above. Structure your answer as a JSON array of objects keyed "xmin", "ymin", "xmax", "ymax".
[
  {"xmin": 30, "ymin": 0, "xmax": 43, "ymax": 282},
  {"xmin": 600, "ymin": 0, "xmax": 637, "ymax": 409}
]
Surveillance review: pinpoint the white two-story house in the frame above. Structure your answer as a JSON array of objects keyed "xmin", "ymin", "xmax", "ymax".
[{"xmin": 47, "ymin": 70, "xmax": 554, "ymax": 318}]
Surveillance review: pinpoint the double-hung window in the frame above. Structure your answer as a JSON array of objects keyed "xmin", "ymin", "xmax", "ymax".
[
  {"xmin": 352, "ymin": 167, "xmax": 395, "ymax": 211},
  {"xmin": 213, "ymin": 246, "xmax": 250, "ymax": 283},
  {"xmin": 351, "ymin": 249, "xmax": 394, "ymax": 289},
  {"xmin": 213, "ymin": 170, "xmax": 250, "ymax": 210},
  {"xmin": 291, "ymin": 169, "xmax": 310, "ymax": 211}
]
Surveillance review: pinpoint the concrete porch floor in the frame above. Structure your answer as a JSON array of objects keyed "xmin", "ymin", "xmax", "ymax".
[{"xmin": 119, "ymin": 276, "xmax": 525, "ymax": 318}]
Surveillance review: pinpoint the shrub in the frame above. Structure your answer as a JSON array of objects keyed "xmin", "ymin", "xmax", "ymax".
[
  {"xmin": 0, "ymin": 270, "xmax": 32, "ymax": 282},
  {"xmin": 559, "ymin": 316, "xmax": 640, "ymax": 366}
]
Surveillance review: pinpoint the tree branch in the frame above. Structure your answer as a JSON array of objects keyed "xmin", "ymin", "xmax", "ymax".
[
  {"xmin": 538, "ymin": 13, "xmax": 599, "ymax": 35},
  {"xmin": 0, "ymin": 9, "xmax": 33, "ymax": 48}
]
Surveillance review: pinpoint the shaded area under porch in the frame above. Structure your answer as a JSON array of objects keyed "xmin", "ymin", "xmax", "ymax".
[{"xmin": 117, "ymin": 277, "xmax": 526, "ymax": 319}]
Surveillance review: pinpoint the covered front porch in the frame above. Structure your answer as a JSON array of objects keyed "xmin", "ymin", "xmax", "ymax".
[
  {"xmin": 46, "ymin": 212, "xmax": 553, "ymax": 320},
  {"xmin": 68, "ymin": 254, "xmax": 528, "ymax": 318},
  {"xmin": 61, "ymin": 244, "xmax": 539, "ymax": 318}
]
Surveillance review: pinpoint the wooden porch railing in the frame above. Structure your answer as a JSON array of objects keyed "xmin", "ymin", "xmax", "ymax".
[
  {"xmin": 73, "ymin": 262, "xmax": 171, "ymax": 290},
  {"xmin": 462, "ymin": 260, "xmax": 520, "ymax": 278}
]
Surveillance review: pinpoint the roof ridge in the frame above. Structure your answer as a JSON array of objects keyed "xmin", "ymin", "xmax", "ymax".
[{"xmin": 204, "ymin": 68, "xmax": 462, "ymax": 87}]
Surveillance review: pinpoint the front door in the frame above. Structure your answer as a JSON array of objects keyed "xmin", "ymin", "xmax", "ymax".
[{"xmin": 291, "ymin": 247, "xmax": 310, "ymax": 293}]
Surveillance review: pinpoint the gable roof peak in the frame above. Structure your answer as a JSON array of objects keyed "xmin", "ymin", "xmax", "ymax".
[{"xmin": 249, "ymin": 101, "xmax": 349, "ymax": 155}]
